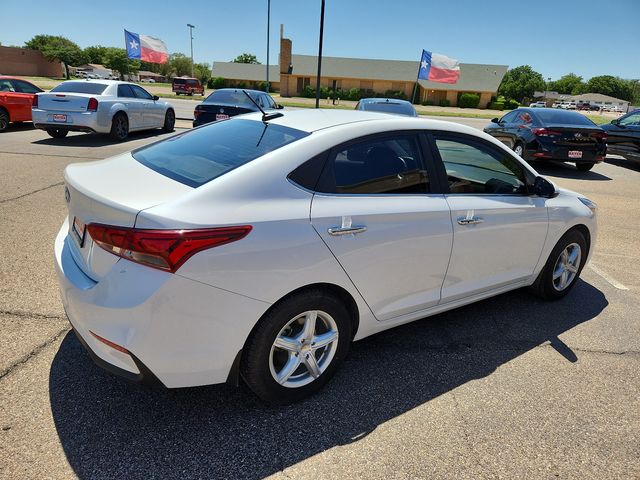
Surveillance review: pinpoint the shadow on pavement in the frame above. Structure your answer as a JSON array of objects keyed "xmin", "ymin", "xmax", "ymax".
[
  {"xmin": 605, "ymin": 156, "xmax": 640, "ymax": 172},
  {"xmin": 535, "ymin": 162, "xmax": 612, "ymax": 181},
  {"xmin": 31, "ymin": 129, "xmax": 174, "ymax": 148},
  {"xmin": 49, "ymin": 280, "xmax": 607, "ymax": 479}
]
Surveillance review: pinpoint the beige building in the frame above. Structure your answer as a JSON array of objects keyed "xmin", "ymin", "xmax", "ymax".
[
  {"xmin": 0, "ymin": 45, "xmax": 63, "ymax": 77},
  {"xmin": 211, "ymin": 62, "xmax": 280, "ymax": 91},
  {"xmin": 278, "ymin": 35, "xmax": 507, "ymax": 108}
]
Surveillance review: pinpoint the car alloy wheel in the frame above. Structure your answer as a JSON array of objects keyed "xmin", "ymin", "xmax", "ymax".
[
  {"xmin": 0, "ymin": 109, "xmax": 9, "ymax": 132},
  {"xmin": 110, "ymin": 113, "xmax": 129, "ymax": 141},
  {"xmin": 514, "ymin": 143, "xmax": 524, "ymax": 157},
  {"xmin": 163, "ymin": 109, "xmax": 175, "ymax": 132},
  {"xmin": 268, "ymin": 310, "xmax": 339, "ymax": 388},
  {"xmin": 552, "ymin": 243, "xmax": 581, "ymax": 291}
]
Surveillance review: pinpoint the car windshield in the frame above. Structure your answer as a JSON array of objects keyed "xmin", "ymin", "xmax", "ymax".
[
  {"xmin": 205, "ymin": 90, "xmax": 257, "ymax": 105},
  {"xmin": 534, "ymin": 110, "xmax": 597, "ymax": 126},
  {"xmin": 50, "ymin": 82, "xmax": 108, "ymax": 95},
  {"xmin": 132, "ymin": 119, "xmax": 309, "ymax": 188},
  {"xmin": 362, "ymin": 102, "xmax": 416, "ymax": 116}
]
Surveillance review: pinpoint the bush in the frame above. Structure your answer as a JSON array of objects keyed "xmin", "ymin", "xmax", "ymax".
[
  {"xmin": 421, "ymin": 100, "xmax": 435, "ymax": 106},
  {"xmin": 488, "ymin": 101, "xmax": 505, "ymax": 111},
  {"xmin": 210, "ymin": 77, "xmax": 226, "ymax": 89},
  {"xmin": 438, "ymin": 99, "xmax": 451, "ymax": 107},
  {"xmin": 458, "ymin": 92, "xmax": 480, "ymax": 108},
  {"xmin": 504, "ymin": 99, "xmax": 520, "ymax": 110}
]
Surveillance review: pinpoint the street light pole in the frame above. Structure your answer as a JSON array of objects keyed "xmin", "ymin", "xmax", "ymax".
[
  {"xmin": 266, "ymin": 0, "xmax": 270, "ymax": 93},
  {"xmin": 187, "ymin": 23, "xmax": 195, "ymax": 77},
  {"xmin": 315, "ymin": 0, "xmax": 325, "ymax": 109}
]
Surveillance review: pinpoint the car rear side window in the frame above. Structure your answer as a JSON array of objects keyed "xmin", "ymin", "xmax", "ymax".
[
  {"xmin": 434, "ymin": 134, "xmax": 527, "ymax": 195},
  {"xmin": 132, "ymin": 119, "xmax": 309, "ymax": 188},
  {"xmin": 317, "ymin": 134, "xmax": 430, "ymax": 194},
  {"xmin": 51, "ymin": 82, "xmax": 108, "ymax": 95}
]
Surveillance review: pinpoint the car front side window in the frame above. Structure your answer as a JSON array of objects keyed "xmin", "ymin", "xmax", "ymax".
[
  {"xmin": 619, "ymin": 113, "xmax": 640, "ymax": 127},
  {"xmin": 434, "ymin": 134, "xmax": 528, "ymax": 195},
  {"xmin": 131, "ymin": 85, "xmax": 153, "ymax": 100}
]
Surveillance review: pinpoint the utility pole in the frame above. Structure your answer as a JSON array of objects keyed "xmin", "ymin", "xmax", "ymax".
[
  {"xmin": 266, "ymin": 0, "xmax": 271, "ymax": 92},
  {"xmin": 187, "ymin": 23, "xmax": 195, "ymax": 77},
  {"xmin": 315, "ymin": 0, "xmax": 325, "ymax": 108}
]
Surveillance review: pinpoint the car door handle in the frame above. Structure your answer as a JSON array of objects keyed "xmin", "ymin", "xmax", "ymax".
[
  {"xmin": 328, "ymin": 226, "xmax": 367, "ymax": 236},
  {"xmin": 457, "ymin": 217, "xmax": 484, "ymax": 225}
]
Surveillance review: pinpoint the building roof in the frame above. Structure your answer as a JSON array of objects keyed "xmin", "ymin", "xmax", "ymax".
[
  {"xmin": 138, "ymin": 70, "xmax": 164, "ymax": 77},
  {"xmin": 211, "ymin": 62, "xmax": 280, "ymax": 82},
  {"xmin": 289, "ymin": 54, "xmax": 508, "ymax": 92},
  {"xmin": 569, "ymin": 93, "xmax": 629, "ymax": 104}
]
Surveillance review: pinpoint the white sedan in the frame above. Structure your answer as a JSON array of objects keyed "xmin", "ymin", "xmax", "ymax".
[
  {"xmin": 32, "ymin": 80, "xmax": 175, "ymax": 140},
  {"xmin": 54, "ymin": 110, "xmax": 597, "ymax": 404}
]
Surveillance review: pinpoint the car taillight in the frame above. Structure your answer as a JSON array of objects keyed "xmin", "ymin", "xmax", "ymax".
[
  {"xmin": 87, "ymin": 97, "xmax": 98, "ymax": 112},
  {"xmin": 32, "ymin": 95, "xmax": 38, "ymax": 108},
  {"xmin": 590, "ymin": 131, "xmax": 608, "ymax": 140},
  {"xmin": 87, "ymin": 224, "xmax": 252, "ymax": 273},
  {"xmin": 532, "ymin": 128, "xmax": 562, "ymax": 137},
  {"xmin": 194, "ymin": 108, "xmax": 201, "ymax": 118}
]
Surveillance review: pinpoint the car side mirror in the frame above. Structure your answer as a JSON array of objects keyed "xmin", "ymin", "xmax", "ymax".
[
  {"xmin": 153, "ymin": 95, "xmax": 160, "ymax": 101},
  {"xmin": 533, "ymin": 176, "xmax": 557, "ymax": 198},
  {"xmin": 611, "ymin": 118, "xmax": 620, "ymax": 126},
  {"xmin": 276, "ymin": 103, "xmax": 284, "ymax": 110},
  {"xmin": 491, "ymin": 117, "xmax": 500, "ymax": 124}
]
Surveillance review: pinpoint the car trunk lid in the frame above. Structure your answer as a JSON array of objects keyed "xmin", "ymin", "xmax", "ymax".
[{"xmin": 37, "ymin": 92, "xmax": 98, "ymax": 113}]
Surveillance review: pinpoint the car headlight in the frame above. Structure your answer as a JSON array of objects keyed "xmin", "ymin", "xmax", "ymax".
[{"xmin": 578, "ymin": 197, "xmax": 597, "ymax": 213}]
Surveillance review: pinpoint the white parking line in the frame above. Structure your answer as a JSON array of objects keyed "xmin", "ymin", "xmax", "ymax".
[{"xmin": 588, "ymin": 264, "xmax": 629, "ymax": 290}]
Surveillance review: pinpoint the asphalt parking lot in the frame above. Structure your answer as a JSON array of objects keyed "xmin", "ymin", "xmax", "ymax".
[{"xmin": 1, "ymin": 120, "xmax": 639, "ymax": 479}]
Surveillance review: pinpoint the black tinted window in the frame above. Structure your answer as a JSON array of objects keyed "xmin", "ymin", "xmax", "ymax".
[
  {"xmin": 130, "ymin": 85, "xmax": 153, "ymax": 99},
  {"xmin": 361, "ymin": 102, "xmax": 416, "ymax": 116},
  {"xmin": 319, "ymin": 135, "xmax": 429, "ymax": 194},
  {"xmin": 51, "ymin": 82, "xmax": 108, "ymax": 95},
  {"xmin": 173, "ymin": 78, "xmax": 186, "ymax": 85},
  {"xmin": 499, "ymin": 111, "xmax": 518, "ymax": 123},
  {"xmin": 12, "ymin": 80, "xmax": 42, "ymax": 94},
  {"xmin": 205, "ymin": 90, "xmax": 256, "ymax": 106},
  {"xmin": 435, "ymin": 134, "xmax": 527, "ymax": 195},
  {"xmin": 133, "ymin": 119, "xmax": 309, "ymax": 188},
  {"xmin": 534, "ymin": 110, "xmax": 596, "ymax": 126},
  {"xmin": 118, "ymin": 85, "xmax": 136, "ymax": 98}
]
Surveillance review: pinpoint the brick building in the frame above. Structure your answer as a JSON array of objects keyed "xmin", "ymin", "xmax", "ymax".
[{"xmin": 0, "ymin": 46, "xmax": 63, "ymax": 77}]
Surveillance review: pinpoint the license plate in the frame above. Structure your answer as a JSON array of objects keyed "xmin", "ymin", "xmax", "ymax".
[
  {"xmin": 53, "ymin": 114, "xmax": 67, "ymax": 122},
  {"xmin": 568, "ymin": 150, "xmax": 583, "ymax": 159},
  {"xmin": 216, "ymin": 114, "xmax": 229, "ymax": 121},
  {"xmin": 72, "ymin": 216, "xmax": 87, "ymax": 247}
]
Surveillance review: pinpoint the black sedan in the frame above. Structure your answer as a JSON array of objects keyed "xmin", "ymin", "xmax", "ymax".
[
  {"xmin": 484, "ymin": 108, "xmax": 607, "ymax": 172},
  {"xmin": 193, "ymin": 89, "xmax": 283, "ymax": 127},
  {"xmin": 600, "ymin": 109, "xmax": 640, "ymax": 164},
  {"xmin": 355, "ymin": 98, "xmax": 418, "ymax": 117}
]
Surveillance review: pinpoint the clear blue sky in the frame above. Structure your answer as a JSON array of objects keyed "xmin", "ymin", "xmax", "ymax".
[{"xmin": 2, "ymin": 0, "xmax": 638, "ymax": 80}]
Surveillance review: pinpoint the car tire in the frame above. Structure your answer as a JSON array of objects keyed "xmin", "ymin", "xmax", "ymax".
[
  {"xmin": 109, "ymin": 112, "xmax": 129, "ymax": 141},
  {"xmin": 576, "ymin": 162, "xmax": 595, "ymax": 172},
  {"xmin": 241, "ymin": 289, "xmax": 352, "ymax": 405},
  {"xmin": 0, "ymin": 108, "xmax": 9, "ymax": 132},
  {"xmin": 46, "ymin": 128, "xmax": 68, "ymax": 139},
  {"xmin": 530, "ymin": 229, "xmax": 587, "ymax": 301},
  {"xmin": 513, "ymin": 142, "xmax": 525, "ymax": 157},
  {"xmin": 162, "ymin": 109, "xmax": 175, "ymax": 132}
]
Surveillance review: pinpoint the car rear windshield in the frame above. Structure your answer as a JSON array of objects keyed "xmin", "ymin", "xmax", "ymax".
[
  {"xmin": 534, "ymin": 110, "xmax": 597, "ymax": 126},
  {"xmin": 205, "ymin": 90, "xmax": 256, "ymax": 105},
  {"xmin": 132, "ymin": 119, "xmax": 309, "ymax": 188},
  {"xmin": 363, "ymin": 102, "xmax": 416, "ymax": 116},
  {"xmin": 50, "ymin": 82, "xmax": 108, "ymax": 95},
  {"xmin": 173, "ymin": 79, "xmax": 186, "ymax": 84}
]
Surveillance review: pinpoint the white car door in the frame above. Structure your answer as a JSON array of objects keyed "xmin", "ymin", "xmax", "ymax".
[
  {"xmin": 116, "ymin": 84, "xmax": 144, "ymax": 128},
  {"xmin": 310, "ymin": 133, "xmax": 453, "ymax": 321},
  {"xmin": 430, "ymin": 132, "xmax": 548, "ymax": 302},
  {"xmin": 130, "ymin": 84, "xmax": 164, "ymax": 127}
]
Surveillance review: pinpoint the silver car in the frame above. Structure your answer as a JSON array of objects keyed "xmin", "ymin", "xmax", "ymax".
[{"xmin": 32, "ymin": 80, "xmax": 175, "ymax": 141}]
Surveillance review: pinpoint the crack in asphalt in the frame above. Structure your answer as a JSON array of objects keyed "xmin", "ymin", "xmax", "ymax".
[
  {"xmin": 450, "ymin": 391, "xmax": 487, "ymax": 473},
  {"xmin": 0, "ymin": 150, "xmax": 99, "ymax": 160},
  {"xmin": 0, "ymin": 181, "xmax": 64, "ymax": 204},
  {"xmin": 0, "ymin": 326, "xmax": 70, "ymax": 381},
  {"xmin": 0, "ymin": 309, "xmax": 66, "ymax": 320}
]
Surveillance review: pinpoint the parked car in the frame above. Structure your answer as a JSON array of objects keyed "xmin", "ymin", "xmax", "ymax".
[
  {"xmin": 140, "ymin": 78, "xmax": 156, "ymax": 83},
  {"xmin": 172, "ymin": 77, "xmax": 204, "ymax": 96},
  {"xmin": 483, "ymin": 107, "xmax": 607, "ymax": 171},
  {"xmin": 529, "ymin": 101, "xmax": 547, "ymax": 108},
  {"xmin": 55, "ymin": 109, "xmax": 597, "ymax": 404},
  {"xmin": 0, "ymin": 75, "xmax": 43, "ymax": 132},
  {"xmin": 32, "ymin": 80, "xmax": 175, "ymax": 141},
  {"xmin": 600, "ymin": 109, "xmax": 640, "ymax": 163},
  {"xmin": 576, "ymin": 102, "xmax": 591, "ymax": 111},
  {"xmin": 355, "ymin": 98, "xmax": 418, "ymax": 116},
  {"xmin": 589, "ymin": 104, "xmax": 601, "ymax": 111},
  {"xmin": 552, "ymin": 102, "xmax": 563, "ymax": 109},
  {"xmin": 193, "ymin": 88, "xmax": 282, "ymax": 127}
]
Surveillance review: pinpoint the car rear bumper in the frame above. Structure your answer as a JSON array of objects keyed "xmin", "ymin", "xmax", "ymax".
[
  {"xmin": 54, "ymin": 217, "xmax": 271, "ymax": 388},
  {"xmin": 32, "ymin": 109, "xmax": 111, "ymax": 134}
]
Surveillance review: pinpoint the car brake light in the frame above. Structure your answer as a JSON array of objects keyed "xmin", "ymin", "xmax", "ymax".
[
  {"xmin": 32, "ymin": 95, "xmax": 38, "ymax": 108},
  {"xmin": 87, "ymin": 97, "xmax": 99, "ymax": 112},
  {"xmin": 590, "ymin": 131, "xmax": 607, "ymax": 140},
  {"xmin": 533, "ymin": 128, "xmax": 562, "ymax": 137},
  {"xmin": 194, "ymin": 108, "xmax": 201, "ymax": 118},
  {"xmin": 87, "ymin": 224, "xmax": 252, "ymax": 273}
]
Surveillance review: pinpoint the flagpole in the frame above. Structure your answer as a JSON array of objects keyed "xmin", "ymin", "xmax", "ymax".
[{"xmin": 412, "ymin": 51, "xmax": 423, "ymax": 105}]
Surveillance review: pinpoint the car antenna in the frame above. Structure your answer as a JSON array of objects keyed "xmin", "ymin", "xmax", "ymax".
[{"xmin": 242, "ymin": 90, "xmax": 283, "ymax": 123}]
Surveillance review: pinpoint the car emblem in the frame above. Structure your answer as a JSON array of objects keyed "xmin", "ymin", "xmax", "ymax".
[
  {"xmin": 574, "ymin": 133, "xmax": 582, "ymax": 138},
  {"xmin": 64, "ymin": 186, "xmax": 70, "ymax": 203},
  {"xmin": 219, "ymin": 108, "xmax": 224, "ymax": 114}
]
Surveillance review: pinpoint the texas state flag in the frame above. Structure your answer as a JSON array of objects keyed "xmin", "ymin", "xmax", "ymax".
[
  {"xmin": 125, "ymin": 30, "xmax": 169, "ymax": 64},
  {"xmin": 418, "ymin": 50, "xmax": 460, "ymax": 84}
]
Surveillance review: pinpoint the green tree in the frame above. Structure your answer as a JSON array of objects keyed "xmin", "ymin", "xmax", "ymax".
[
  {"xmin": 83, "ymin": 45, "xmax": 109, "ymax": 64},
  {"xmin": 585, "ymin": 75, "xmax": 633, "ymax": 102},
  {"xmin": 498, "ymin": 65, "xmax": 546, "ymax": 102},
  {"xmin": 103, "ymin": 47, "xmax": 140, "ymax": 80},
  {"xmin": 25, "ymin": 35, "xmax": 87, "ymax": 79},
  {"xmin": 193, "ymin": 62, "xmax": 212, "ymax": 85},
  {"xmin": 547, "ymin": 73, "xmax": 585, "ymax": 95},
  {"xmin": 233, "ymin": 53, "xmax": 260, "ymax": 64},
  {"xmin": 170, "ymin": 53, "xmax": 193, "ymax": 77}
]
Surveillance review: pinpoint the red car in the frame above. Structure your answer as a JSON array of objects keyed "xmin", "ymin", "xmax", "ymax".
[
  {"xmin": 172, "ymin": 77, "xmax": 204, "ymax": 96},
  {"xmin": 0, "ymin": 76, "xmax": 43, "ymax": 132}
]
